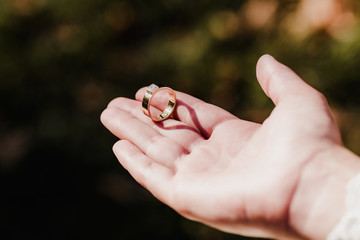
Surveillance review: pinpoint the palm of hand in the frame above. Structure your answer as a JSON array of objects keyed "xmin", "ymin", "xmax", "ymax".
[{"xmin": 101, "ymin": 55, "xmax": 341, "ymax": 238}]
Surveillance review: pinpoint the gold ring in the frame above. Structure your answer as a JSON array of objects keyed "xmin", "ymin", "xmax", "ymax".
[{"xmin": 142, "ymin": 84, "xmax": 177, "ymax": 122}]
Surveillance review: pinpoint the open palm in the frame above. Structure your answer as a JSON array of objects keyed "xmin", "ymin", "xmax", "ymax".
[{"xmin": 101, "ymin": 55, "xmax": 342, "ymax": 239}]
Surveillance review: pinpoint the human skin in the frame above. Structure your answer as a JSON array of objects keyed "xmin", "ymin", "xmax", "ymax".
[{"xmin": 100, "ymin": 55, "xmax": 360, "ymax": 239}]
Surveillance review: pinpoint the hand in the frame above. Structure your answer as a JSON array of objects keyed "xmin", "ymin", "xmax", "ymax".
[{"xmin": 101, "ymin": 55, "xmax": 360, "ymax": 239}]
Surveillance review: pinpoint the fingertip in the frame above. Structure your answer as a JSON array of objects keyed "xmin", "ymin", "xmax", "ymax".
[
  {"xmin": 113, "ymin": 139, "xmax": 128, "ymax": 163},
  {"xmin": 107, "ymin": 97, "xmax": 128, "ymax": 108},
  {"xmin": 256, "ymin": 54, "xmax": 276, "ymax": 80},
  {"xmin": 100, "ymin": 108, "xmax": 106, "ymax": 125},
  {"xmin": 112, "ymin": 140, "xmax": 131, "ymax": 169},
  {"xmin": 112, "ymin": 139, "xmax": 122, "ymax": 153},
  {"xmin": 257, "ymin": 54, "xmax": 275, "ymax": 64},
  {"xmin": 256, "ymin": 54, "xmax": 278, "ymax": 101},
  {"xmin": 100, "ymin": 107, "xmax": 112, "ymax": 126}
]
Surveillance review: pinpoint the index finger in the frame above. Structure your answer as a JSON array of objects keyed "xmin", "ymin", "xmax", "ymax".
[{"xmin": 135, "ymin": 87, "xmax": 237, "ymax": 138}]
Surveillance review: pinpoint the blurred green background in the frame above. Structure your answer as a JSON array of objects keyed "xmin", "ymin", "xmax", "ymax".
[{"xmin": 1, "ymin": 0, "xmax": 360, "ymax": 239}]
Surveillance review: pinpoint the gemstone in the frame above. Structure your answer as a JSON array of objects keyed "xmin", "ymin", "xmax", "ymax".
[{"xmin": 148, "ymin": 84, "xmax": 158, "ymax": 92}]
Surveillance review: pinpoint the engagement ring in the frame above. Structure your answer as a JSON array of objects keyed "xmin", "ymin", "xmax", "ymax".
[{"xmin": 142, "ymin": 84, "xmax": 177, "ymax": 122}]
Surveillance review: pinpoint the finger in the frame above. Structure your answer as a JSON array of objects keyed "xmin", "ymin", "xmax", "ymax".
[
  {"xmin": 101, "ymin": 104, "xmax": 186, "ymax": 167},
  {"xmin": 256, "ymin": 54, "xmax": 322, "ymax": 106},
  {"xmin": 135, "ymin": 87, "xmax": 239, "ymax": 138},
  {"xmin": 107, "ymin": 97, "xmax": 204, "ymax": 150},
  {"xmin": 113, "ymin": 140, "xmax": 173, "ymax": 204}
]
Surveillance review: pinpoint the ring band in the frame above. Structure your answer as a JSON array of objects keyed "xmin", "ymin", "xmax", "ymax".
[{"xmin": 142, "ymin": 84, "xmax": 177, "ymax": 122}]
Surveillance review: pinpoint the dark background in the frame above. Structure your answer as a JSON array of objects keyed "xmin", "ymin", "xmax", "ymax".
[{"xmin": 1, "ymin": 0, "xmax": 360, "ymax": 239}]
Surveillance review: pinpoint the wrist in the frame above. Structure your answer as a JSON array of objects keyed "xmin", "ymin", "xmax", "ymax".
[{"xmin": 289, "ymin": 144, "xmax": 360, "ymax": 239}]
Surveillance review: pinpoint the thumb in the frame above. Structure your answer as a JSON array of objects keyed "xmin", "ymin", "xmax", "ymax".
[{"xmin": 256, "ymin": 54, "xmax": 320, "ymax": 105}]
